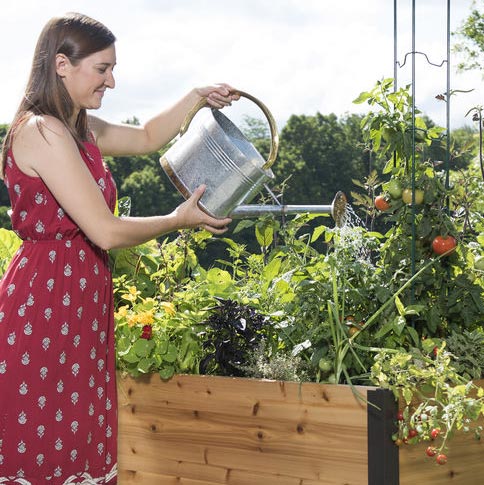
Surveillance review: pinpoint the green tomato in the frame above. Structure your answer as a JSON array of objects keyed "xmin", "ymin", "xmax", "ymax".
[
  {"xmin": 402, "ymin": 188, "xmax": 424, "ymax": 205},
  {"xmin": 474, "ymin": 256, "xmax": 484, "ymax": 271},
  {"xmin": 318, "ymin": 358, "xmax": 332, "ymax": 373},
  {"xmin": 386, "ymin": 179, "xmax": 403, "ymax": 199}
]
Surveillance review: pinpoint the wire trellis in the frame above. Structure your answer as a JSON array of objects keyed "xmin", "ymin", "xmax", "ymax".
[{"xmin": 393, "ymin": 0, "xmax": 451, "ymax": 301}]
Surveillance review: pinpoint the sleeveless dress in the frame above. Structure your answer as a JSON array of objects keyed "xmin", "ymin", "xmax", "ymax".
[{"xmin": 0, "ymin": 142, "xmax": 118, "ymax": 484}]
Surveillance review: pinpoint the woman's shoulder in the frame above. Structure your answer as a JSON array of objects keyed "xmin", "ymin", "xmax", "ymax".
[{"xmin": 16, "ymin": 114, "xmax": 71, "ymax": 144}]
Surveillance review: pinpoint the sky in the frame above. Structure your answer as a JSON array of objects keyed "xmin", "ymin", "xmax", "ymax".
[{"xmin": 0, "ymin": 0, "xmax": 482, "ymax": 133}]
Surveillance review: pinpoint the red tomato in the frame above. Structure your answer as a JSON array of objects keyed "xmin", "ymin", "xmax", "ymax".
[
  {"xmin": 375, "ymin": 195, "xmax": 391, "ymax": 211},
  {"xmin": 430, "ymin": 428, "xmax": 440, "ymax": 440},
  {"xmin": 432, "ymin": 235, "xmax": 457, "ymax": 256},
  {"xmin": 426, "ymin": 446, "xmax": 437, "ymax": 457},
  {"xmin": 408, "ymin": 429, "xmax": 418, "ymax": 438},
  {"xmin": 436, "ymin": 453, "xmax": 448, "ymax": 465}
]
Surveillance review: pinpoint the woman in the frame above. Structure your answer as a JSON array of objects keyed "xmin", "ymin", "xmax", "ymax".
[{"xmin": 0, "ymin": 12, "xmax": 238, "ymax": 484}]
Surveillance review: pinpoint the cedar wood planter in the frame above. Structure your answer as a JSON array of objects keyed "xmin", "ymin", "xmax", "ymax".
[{"xmin": 117, "ymin": 373, "xmax": 484, "ymax": 485}]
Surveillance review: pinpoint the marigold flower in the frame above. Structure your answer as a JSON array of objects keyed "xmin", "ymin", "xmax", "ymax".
[
  {"xmin": 114, "ymin": 305, "xmax": 129, "ymax": 318},
  {"xmin": 159, "ymin": 301, "xmax": 176, "ymax": 316},
  {"xmin": 122, "ymin": 286, "xmax": 141, "ymax": 303}
]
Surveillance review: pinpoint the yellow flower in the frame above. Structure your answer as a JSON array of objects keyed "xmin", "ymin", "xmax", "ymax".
[
  {"xmin": 159, "ymin": 301, "xmax": 176, "ymax": 316},
  {"xmin": 127, "ymin": 314, "xmax": 139, "ymax": 327},
  {"xmin": 122, "ymin": 286, "xmax": 141, "ymax": 303},
  {"xmin": 115, "ymin": 305, "xmax": 129, "ymax": 318},
  {"xmin": 138, "ymin": 310, "xmax": 155, "ymax": 325}
]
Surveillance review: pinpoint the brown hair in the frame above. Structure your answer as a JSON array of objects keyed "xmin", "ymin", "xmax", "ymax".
[{"xmin": 0, "ymin": 12, "xmax": 116, "ymax": 176}]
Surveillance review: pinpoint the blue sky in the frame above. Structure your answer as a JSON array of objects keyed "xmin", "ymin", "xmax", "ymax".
[{"xmin": 0, "ymin": 0, "xmax": 481, "ymax": 131}]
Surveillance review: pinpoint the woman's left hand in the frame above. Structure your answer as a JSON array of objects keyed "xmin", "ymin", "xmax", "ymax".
[{"xmin": 196, "ymin": 83, "xmax": 240, "ymax": 109}]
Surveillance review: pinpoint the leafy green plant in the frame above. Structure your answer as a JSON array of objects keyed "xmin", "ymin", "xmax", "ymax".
[
  {"xmin": 371, "ymin": 341, "xmax": 484, "ymax": 465},
  {"xmin": 0, "ymin": 228, "xmax": 21, "ymax": 276},
  {"xmin": 445, "ymin": 329, "xmax": 484, "ymax": 380}
]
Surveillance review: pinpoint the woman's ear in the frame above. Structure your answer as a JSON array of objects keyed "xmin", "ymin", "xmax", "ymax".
[{"xmin": 55, "ymin": 53, "xmax": 70, "ymax": 77}]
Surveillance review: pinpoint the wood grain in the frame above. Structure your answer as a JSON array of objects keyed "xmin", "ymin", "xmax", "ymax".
[{"xmin": 118, "ymin": 373, "xmax": 374, "ymax": 485}]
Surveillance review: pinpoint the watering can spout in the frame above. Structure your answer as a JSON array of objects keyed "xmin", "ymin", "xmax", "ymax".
[{"xmin": 229, "ymin": 191, "xmax": 348, "ymax": 227}]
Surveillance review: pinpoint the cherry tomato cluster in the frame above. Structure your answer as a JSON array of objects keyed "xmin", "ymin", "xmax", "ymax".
[{"xmin": 394, "ymin": 410, "xmax": 447, "ymax": 465}]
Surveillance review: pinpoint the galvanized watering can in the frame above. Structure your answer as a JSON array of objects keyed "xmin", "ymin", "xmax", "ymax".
[{"xmin": 160, "ymin": 91, "xmax": 348, "ymax": 227}]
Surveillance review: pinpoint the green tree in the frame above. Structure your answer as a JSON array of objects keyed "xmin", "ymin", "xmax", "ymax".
[
  {"xmin": 272, "ymin": 112, "xmax": 368, "ymax": 207},
  {"xmin": 454, "ymin": 0, "xmax": 484, "ymax": 72},
  {"xmin": 0, "ymin": 124, "xmax": 11, "ymax": 229}
]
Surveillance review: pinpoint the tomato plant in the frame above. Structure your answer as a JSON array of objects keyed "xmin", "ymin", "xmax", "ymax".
[{"xmin": 431, "ymin": 235, "xmax": 457, "ymax": 256}]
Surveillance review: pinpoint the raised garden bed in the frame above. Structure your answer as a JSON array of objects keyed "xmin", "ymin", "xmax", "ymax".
[{"xmin": 117, "ymin": 374, "xmax": 484, "ymax": 484}]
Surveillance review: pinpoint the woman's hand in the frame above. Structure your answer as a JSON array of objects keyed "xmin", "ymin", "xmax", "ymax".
[
  {"xmin": 173, "ymin": 185, "xmax": 232, "ymax": 234},
  {"xmin": 195, "ymin": 83, "xmax": 240, "ymax": 109}
]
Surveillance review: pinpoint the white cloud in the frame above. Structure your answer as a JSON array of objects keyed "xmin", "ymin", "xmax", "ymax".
[{"xmin": 0, "ymin": 0, "xmax": 481, "ymax": 132}]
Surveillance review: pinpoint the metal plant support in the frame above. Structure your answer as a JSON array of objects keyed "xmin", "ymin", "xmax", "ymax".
[{"xmin": 393, "ymin": 0, "xmax": 451, "ymax": 302}]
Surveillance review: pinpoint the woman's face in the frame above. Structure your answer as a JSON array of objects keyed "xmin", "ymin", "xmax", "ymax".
[{"xmin": 57, "ymin": 44, "xmax": 116, "ymax": 113}]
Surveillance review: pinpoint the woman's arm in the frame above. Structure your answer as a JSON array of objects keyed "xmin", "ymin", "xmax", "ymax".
[
  {"xmin": 90, "ymin": 84, "xmax": 239, "ymax": 156},
  {"xmin": 12, "ymin": 116, "xmax": 231, "ymax": 250}
]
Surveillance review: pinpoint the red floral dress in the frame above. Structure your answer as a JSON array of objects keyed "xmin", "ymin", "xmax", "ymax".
[{"xmin": 0, "ymin": 142, "xmax": 118, "ymax": 484}]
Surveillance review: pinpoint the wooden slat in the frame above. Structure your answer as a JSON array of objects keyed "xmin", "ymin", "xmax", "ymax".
[{"xmin": 117, "ymin": 373, "xmax": 374, "ymax": 485}]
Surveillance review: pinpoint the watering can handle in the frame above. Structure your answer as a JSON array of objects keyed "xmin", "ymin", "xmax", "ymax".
[{"xmin": 179, "ymin": 90, "xmax": 279, "ymax": 171}]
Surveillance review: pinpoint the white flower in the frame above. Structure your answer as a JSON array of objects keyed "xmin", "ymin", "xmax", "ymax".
[
  {"xmin": 55, "ymin": 438, "xmax": 63, "ymax": 451},
  {"xmin": 46, "ymin": 278, "xmax": 55, "ymax": 292},
  {"xmin": 8, "ymin": 332, "xmax": 16, "ymax": 345},
  {"xmin": 71, "ymin": 392, "xmax": 79, "ymax": 405},
  {"xmin": 38, "ymin": 396, "xmax": 46, "ymax": 409},
  {"xmin": 35, "ymin": 220, "xmax": 45, "ymax": 234},
  {"xmin": 57, "ymin": 380, "xmax": 64, "ymax": 393},
  {"xmin": 71, "ymin": 363, "xmax": 80, "ymax": 376}
]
